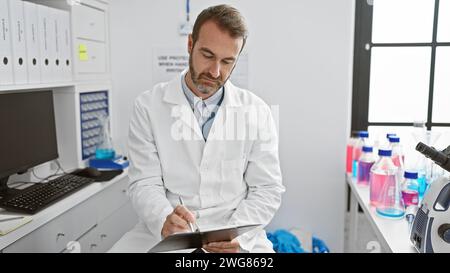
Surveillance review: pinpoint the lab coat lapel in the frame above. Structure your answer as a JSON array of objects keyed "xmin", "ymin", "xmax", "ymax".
[
  {"xmin": 162, "ymin": 75, "xmax": 205, "ymax": 142},
  {"xmin": 203, "ymin": 81, "xmax": 242, "ymax": 145}
]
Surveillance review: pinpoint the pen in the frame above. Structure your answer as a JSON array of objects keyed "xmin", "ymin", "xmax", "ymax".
[
  {"xmin": 179, "ymin": 196, "xmax": 195, "ymax": 232},
  {"xmin": 0, "ymin": 216, "xmax": 24, "ymax": 223}
]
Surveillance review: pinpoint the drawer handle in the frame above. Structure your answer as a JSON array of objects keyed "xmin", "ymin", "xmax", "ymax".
[
  {"xmin": 66, "ymin": 241, "xmax": 81, "ymax": 253},
  {"xmin": 90, "ymin": 244, "xmax": 97, "ymax": 250},
  {"xmin": 89, "ymin": 22, "xmax": 96, "ymax": 26},
  {"xmin": 122, "ymin": 189, "xmax": 127, "ymax": 194},
  {"xmin": 101, "ymin": 234, "xmax": 107, "ymax": 239},
  {"xmin": 57, "ymin": 233, "xmax": 65, "ymax": 239}
]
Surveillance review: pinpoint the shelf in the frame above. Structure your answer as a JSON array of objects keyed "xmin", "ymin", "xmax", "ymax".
[{"xmin": 0, "ymin": 82, "xmax": 76, "ymax": 92}]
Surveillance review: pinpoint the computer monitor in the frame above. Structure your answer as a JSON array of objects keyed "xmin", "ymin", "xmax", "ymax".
[{"xmin": 0, "ymin": 91, "xmax": 59, "ymax": 197}]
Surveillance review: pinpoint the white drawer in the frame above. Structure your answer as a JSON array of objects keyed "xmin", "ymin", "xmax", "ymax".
[
  {"xmin": 74, "ymin": 202, "xmax": 137, "ymax": 253},
  {"xmin": 94, "ymin": 177, "xmax": 130, "ymax": 222},
  {"xmin": 75, "ymin": 225, "xmax": 99, "ymax": 253},
  {"xmin": 3, "ymin": 200, "xmax": 97, "ymax": 253},
  {"xmin": 75, "ymin": 40, "xmax": 106, "ymax": 73},
  {"xmin": 72, "ymin": 4, "xmax": 106, "ymax": 42},
  {"xmin": 95, "ymin": 202, "xmax": 138, "ymax": 253}
]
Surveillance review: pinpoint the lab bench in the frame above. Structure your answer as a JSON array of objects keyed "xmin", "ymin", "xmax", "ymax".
[
  {"xmin": 346, "ymin": 174, "xmax": 417, "ymax": 253},
  {"xmin": 0, "ymin": 171, "xmax": 138, "ymax": 253}
]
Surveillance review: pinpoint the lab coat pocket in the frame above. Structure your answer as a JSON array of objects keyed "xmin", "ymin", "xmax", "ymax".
[{"xmin": 220, "ymin": 158, "xmax": 246, "ymax": 200}]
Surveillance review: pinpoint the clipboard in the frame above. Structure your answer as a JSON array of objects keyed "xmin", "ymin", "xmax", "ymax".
[{"xmin": 148, "ymin": 224, "xmax": 260, "ymax": 253}]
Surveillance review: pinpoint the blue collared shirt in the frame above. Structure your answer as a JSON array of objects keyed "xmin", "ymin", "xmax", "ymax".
[{"xmin": 181, "ymin": 72, "xmax": 224, "ymax": 140}]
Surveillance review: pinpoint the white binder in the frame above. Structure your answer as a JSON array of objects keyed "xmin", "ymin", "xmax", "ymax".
[
  {"xmin": 47, "ymin": 6, "xmax": 58, "ymax": 83},
  {"xmin": 37, "ymin": 4, "xmax": 53, "ymax": 83},
  {"xmin": 23, "ymin": 1, "xmax": 41, "ymax": 84},
  {"xmin": 58, "ymin": 9, "xmax": 72, "ymax": 82},
  {"xmin": 51, "ymin": 7, "xmax": 63, "ymax": 82},
  {"xmin": 8, "ymin": 0, "xmax": 28, "ymax": 84},
  {"xmin": 0, "ymin": 0, "xmax": 14, "ymax": 85}
]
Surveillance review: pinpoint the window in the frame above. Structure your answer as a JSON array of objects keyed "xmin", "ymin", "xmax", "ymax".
[{"xmin": 352, "ymin": 0, "xmax": 450, "ymax": 157}]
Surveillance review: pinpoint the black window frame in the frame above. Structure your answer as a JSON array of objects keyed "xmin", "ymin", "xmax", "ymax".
[{"xmin": 351, "ymin": 0, "xmax": 450, "ymax": 132}]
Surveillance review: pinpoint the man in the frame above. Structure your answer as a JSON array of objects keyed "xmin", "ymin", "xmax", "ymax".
[{"xmin": 112, "ymin": 4, "xmax": 284, "ymax": 253}]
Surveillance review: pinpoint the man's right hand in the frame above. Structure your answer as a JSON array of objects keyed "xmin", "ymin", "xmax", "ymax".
[{"xmin": 161, "ymin": 205, "xmax": 196, "ymax": 238}]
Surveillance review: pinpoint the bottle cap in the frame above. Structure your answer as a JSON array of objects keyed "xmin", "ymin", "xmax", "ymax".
[
  {"xmin": 378, "ymin": 149, "xmax": 392, "ymax": 156},
  {"xmin": 389, "ymin": 136, "xmax": 400, "ymax": 143},
  {"xmin": 359, "ymin": 131, "xmax": 369, "ymax": 138},
  {"xmin": 404, "ymin": 171, "xmax": 418, "ymax": 179},
  {"xmin": 362, "ymin": 146, "xmax": 373, "ymax": 152}
]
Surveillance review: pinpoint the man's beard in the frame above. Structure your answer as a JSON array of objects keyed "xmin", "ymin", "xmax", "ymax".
[{"xmin": 188, "ymin": 54, "xmax": 226, "ymax": 95}]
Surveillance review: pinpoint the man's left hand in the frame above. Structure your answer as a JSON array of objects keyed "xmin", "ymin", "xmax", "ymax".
[{"xmin": 202, "ymin": 239, "xmax": 241, "ymax": 253}]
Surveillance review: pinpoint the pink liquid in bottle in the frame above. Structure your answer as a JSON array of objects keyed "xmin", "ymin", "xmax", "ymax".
[
  {"xmin": 392, "ymin": 155, "xmax": 405, "ymax": 168},
  {"xmin": 346, "ymin": 144, "xmax": 353, "ymax": 173},
  {"xmin": 370, "ymin": 173, "xmax": 396, "ymax": 206},
  {"xmin": 402, "ymin": 190, "xmax": 419, "ymax": 207},
  {"xmin": 353, "ymin": 148, "xmax": 362, "ymax": 162}
]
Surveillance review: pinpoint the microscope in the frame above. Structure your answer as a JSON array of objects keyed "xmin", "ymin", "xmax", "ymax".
[{"xmin": 411, "ymin": 142, "xmax": 450, "ymax": 253}]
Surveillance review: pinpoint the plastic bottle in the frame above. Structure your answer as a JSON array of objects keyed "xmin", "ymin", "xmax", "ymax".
[
  {"xmin": 346, "ymin": 131, "xmax": 359, "ymax": 174},
  {"xmin": 369, "ymin": 149, "xmax": 397, "ymax": 207},
  {"xmin": 357, "ymin": 146, "xmax": 376, "ymax": 186},
  {"xmin": 401, "ymin": 171, "xmax": 419, "ymax": 208},
  {"xmin": 388, "ymin": 136, "xmax": 404, "ymax": 169},
  {"xmin": 376, "ymin": 180, "xmax": 405, "ymax": 219},
  {"xmin": 352, "ymin": 131, "xmax": 369, "ymax": 178},
  {"xmin": 388, "ymin": 136, "xmax": 405, "ymax": 184},
  {"xmin": 375, "ymin": 149, "xmax": 405, "ymax": 219}
]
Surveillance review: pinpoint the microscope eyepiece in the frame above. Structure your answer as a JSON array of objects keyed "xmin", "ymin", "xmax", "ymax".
[
  {"xmin": 416, "ymin": 142, "xmax": 427, "ymax": 153},
  {"xmin": 416, "ymin": 142, "xmax": 450, "ymax": 172},
  {"xmin": 416, "ymin": 142, "xmax": 438, "ymax": 158}
]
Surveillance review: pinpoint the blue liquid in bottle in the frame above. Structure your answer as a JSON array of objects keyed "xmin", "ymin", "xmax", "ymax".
[
  {"xmin": 352, "ymin": 131, "xmax": 368, "ymax": 178},
  {"xmin": 417, "ymin": 174, "xmax": 427, "ymax": 199},
  {"xmin": 95, "ymin": 114, "xmax": 115, "ymax": 160},
  {"xmin": 352, "ymin": 160, "xmax": 358, "ymax": 178},
  {"xmin": 95, "ymin": 148, "xmax": 115, "ymax": 160}
]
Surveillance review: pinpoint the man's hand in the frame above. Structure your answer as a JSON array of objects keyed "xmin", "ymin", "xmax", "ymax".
[
  {"xmin": 203, "ymin": 239, "xmax": 241, "ymax": 253},
  {"xmin": 161, "ymin": 205, "xmax": 196, "ymax": 238}
]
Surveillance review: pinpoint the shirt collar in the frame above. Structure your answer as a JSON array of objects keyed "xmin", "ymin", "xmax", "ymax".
[{"xmin": 181, "ymin": 71, "xmax": 224, "ymax": 108}]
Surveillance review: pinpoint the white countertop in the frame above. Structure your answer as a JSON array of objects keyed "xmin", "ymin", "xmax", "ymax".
[
  {"xmin": 346, "ymin": 174, "xmax": 417, "ymax": 253},
  {"xmin": 0, "ymin": 171, "xmax": 128, "ymax": 250}
]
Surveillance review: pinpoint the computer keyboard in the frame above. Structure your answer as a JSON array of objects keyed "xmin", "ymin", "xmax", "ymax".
[{"xmin": 0, "ymin": 174, "xmax": 95, "ymax": 214}]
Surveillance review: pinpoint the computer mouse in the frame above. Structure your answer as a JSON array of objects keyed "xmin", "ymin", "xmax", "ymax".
[{"xmin": 79, "ymin": 167, "xmax": 102, "ymax": 178}]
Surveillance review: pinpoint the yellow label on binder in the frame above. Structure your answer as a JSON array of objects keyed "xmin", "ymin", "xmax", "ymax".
[{"xmin": 79, "ymin": 44, "xmax": 89, "ymax": 61}]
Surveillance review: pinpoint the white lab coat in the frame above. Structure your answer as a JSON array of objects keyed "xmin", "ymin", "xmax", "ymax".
[{"xmin": 109, "ymin": 71, "xmax": 285, "ymax": 253}]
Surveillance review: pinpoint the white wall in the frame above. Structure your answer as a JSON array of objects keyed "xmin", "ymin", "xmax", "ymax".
[{"xmin": 109, "ymin": 0, "xmax": 355, "ymax": 252}]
